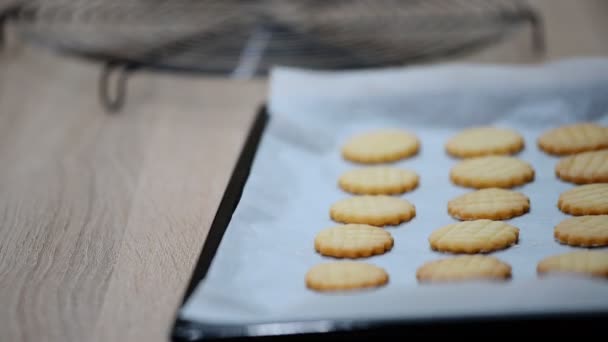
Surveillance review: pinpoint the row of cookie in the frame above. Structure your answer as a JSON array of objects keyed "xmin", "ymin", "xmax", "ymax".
[
  {"xmin": 541, "ymin": 122, "xmax": 608, "ymax": 276},
  {"xmin": 420, "ymin": 250, "xmax": 608, "ymax": 282},
  {"xmin": 538, "ymin": 123, "xmax": 608, "ymax": 274},
  {"xmin": 435, "ymin": 126, "xmax": 545, "ymax": 282},
  {"xmin": 339, "ymin": 122, "xmax": 607, "ymax": 166},
  {"xmin": 447, "ymin": 123, "xmax": 608, "ymax": 160},
  {"xmin": 306, "ymin": 130, "xmax": 422, "ymax": 292}
]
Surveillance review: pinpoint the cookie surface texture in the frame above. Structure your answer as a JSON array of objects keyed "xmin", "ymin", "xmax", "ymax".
[
  {"xmin": 315, "ymin": 224, "xmax": 394, "ymax": 258},
  {"xmin": 416, "ymin": 255, "xmax": 512, "ymax": 283},
  {"xmin": 558, "ymin": 183, "xmax": 608, "ymax": 215},
  {"xmin": 450, "ymin": 156, "xmax": 534, "ymax": 189},
  {"xmin": 429, "ymin": 219, "xmax": 519, "ymax": 254},
  {"xmin": 537, "ymin": 251, "xmax": 608, "ymax": 278},
  {"xmin": 555, "ymin": 150, "xmax": 608, "ymax": 184},
  {"xmin": 446, "ymin": 127, "xmax": 524, "ymax": 158},
  {"xmin": 448, "ymin": 188, "xmax": 530, "ymax": 220},
  {"xmin": 341, "ymin": 129, "xmax": 420, "ymax": 164},
  {"xmin": 330, "ymin": 195, "xmax": 416, "ymax": 226},
  {"xmin": 538, "ymin": 123, "xmax": 608, "ymax": 155},
  {"xmin": 305, "ymin": 262, "xmax": 389, "ymax": 292},
  {"xmin": 554, "ymin": 215, "xmax": 608, "ymax": 247},
  {"xmin": 338, "ymin": 167, "xmax": 419, "ymax": 195}
]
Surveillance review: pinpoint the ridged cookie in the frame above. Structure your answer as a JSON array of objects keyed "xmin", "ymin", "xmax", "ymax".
[
  {"xmin": 556, "ymin": 150, "xmax": 608, "ymax": 184},
  {"xmin": 338, "ymin": 167, "xmax": 419, "ymax": 195},
  {"xmin": 314, "ymin": 224, "xmax": 394, "ymax": 258},
  {"xmin": 537, "ymin": 251, "xmax": 608, "ymax": 278},
  {"xmin": 450, "ymin": 156, "xmax": 535, "ymax": 189},
  {"xmin": 330, "ymin": 195, "xmax": 416, "ymax": 226},
  {"xmin": 429, "ymin": 219, "xmax": 519, "ymax": 254},
  {"xmin": 341, "ymin": 129, "xmax": 420, "ymax": 164},
  {"xmin": 446, "ymin": 127, "xmax": 524, "ymax": 158},
  {"xmin": 416, "ymin": 255, "xmax": 512, "ymax": 283},
  {"xmin": 305, "ymin": 262, "xmax": 389, "ymax": 292},
  {"xmin": 448, "ymin": 188, "xmax": 530, "ymax": 220},
  {"xmin": 558, "ymin": 183, "xmax": 608, "ymax": 215},
  {"xmin": 538, "ymin": 123, "xmax": 608, "ymax": 155},
  {"xmin": 554, "ymin": 215, "xmax": 608, "ymax": 247}
]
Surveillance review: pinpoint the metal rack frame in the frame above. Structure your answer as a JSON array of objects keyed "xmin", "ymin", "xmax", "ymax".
[{"xmin": 0, "ymin": 1, "xmax": 545, "ymax": 112}]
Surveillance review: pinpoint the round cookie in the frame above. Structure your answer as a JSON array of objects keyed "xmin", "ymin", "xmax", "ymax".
[
  {"xmin": 450, "ymin": 156, "xmax": 535, "ymax": 189},
  {"xmin": 341, "ymin": 129, "xmax": 420, "ymax": 164},
  {"xmin": 555, "ymin": 150, "xmax": 608, "ymax": 184},
  {"xmin": 330, "ymin": 195, "xmax": 416, "ymax": 226},
  {"xmin": 558, "ymin": 183, "xmax": 608, "ymax": 215},
  {"xmin": 554, "ymin": 215, "xmax": 608, "ymax": 247},
  {"xmin": 314, "ymin": 224, "xmax": 394, "ymax": 258},
  {"xmin": 445, "ymin": 126, "xmax": 524, "ymax": 158},
  {"xmin": 537, "ymin": 251, "xmax": 608, "ymax": 278},
  {"xmin": 429, "ymin": 219, "xmax": 519, "ymax": 254},
  {"xmin": 448, "ymin": 188, "xmax": 530, "ymax": 220},
  {"xmin": 305, "ymin": 262, "xmax": 389, "ymax": 292},
  {"xmin": 416, "ymin": 255, "xmax": 512, "ymax": 283},
  {"xmin": 338, "ymin": 167, "xmax": 419, "ymax": 195},
  {"xmin": 538, "ymin": 123, "xmax": 608, "ymax": 155}
]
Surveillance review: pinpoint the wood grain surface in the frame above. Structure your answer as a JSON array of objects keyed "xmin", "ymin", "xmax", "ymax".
[{"xmin": 1, "ymin": 1, "xmax": 607, "ymax": 341}]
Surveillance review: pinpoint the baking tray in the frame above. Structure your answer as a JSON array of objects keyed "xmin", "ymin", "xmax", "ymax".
[{"xmin": 170, "ymin": 105, "xmax": 607, "ymax": 341}]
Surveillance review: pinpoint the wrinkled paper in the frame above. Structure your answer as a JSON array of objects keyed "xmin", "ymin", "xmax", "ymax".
[{"xmin": 181, "ymin": 59, "xmax": 608, "ymax": 325}]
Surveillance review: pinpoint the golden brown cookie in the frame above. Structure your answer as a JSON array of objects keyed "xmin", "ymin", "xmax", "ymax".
[
  {"xmin": 341, "ymin": 129, "xmax": 420, "ymax": 164},
  {"xmin": 555, "ymin": 150, "xmax": 608, "ymax": 184},
  {"xmin": 448, "ymin": 188, "xmax": 530, "ymax": 220},
  {"xmin": 558, "ymin": 183, "xmax": 608, "ymax": 215},
  {"xmin": 428, "ymin": 219, "xmax": 519, "ymax": 254},
  {"xmin": 445, "ymin": 127, "xmax": 524, "ymax": 158},
  {"xmin": 314, "ymin": 224, "xmax": 394, "ymax": 258},
  {"xmin": 305, "ymin": 262, "xmax": 389, "ymax": 292},
  {"xmin": 416, "ymin": 255, "xmax": 512, "ymax": 283},
  {"xmin": 537, "ymin": 251, "xmax": 608, "ymax": 278},
  {"xmin": 538, "ymin": 123, "xmax": 608, "ymax": 155},
  {"xmin": 450, "ymin": 156, "xmax": 535, "ymax": 189},
  {"xmin": 338, "ymin": 167, "xmax": 419, "ymax": 195},
  {"xmin": 554, "ymin": 215, "xmax": 608, "ymax": 247},
  {"xmin": 330, "ymin": 195, "xmax": 416, "ymax": 226}
]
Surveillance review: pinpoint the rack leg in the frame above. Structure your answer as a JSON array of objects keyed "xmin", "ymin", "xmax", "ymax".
[{"xmin": 99, "ymin": 62, "xmax": 137, "ymax": 113}]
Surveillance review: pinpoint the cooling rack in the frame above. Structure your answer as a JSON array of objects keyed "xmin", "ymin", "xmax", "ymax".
[{"xmin": 0, "ymin": 0, "xmax": 544, "ymax": 111}]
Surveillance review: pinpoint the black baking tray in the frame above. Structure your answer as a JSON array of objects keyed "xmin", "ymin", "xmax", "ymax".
[{"xmin": 170, "ymin": 105, "xmax": 606, "ymax": 341}]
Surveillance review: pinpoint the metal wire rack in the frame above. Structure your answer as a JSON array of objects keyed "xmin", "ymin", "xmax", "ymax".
[{"xmin": 0, "ymin": 0, "xmax": 544, "ymax": 112}]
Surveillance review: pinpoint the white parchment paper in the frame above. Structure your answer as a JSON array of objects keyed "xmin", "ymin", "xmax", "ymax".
[{"xmin": 181, "ymin": 59, "xmax": 608, "ymax": 325}]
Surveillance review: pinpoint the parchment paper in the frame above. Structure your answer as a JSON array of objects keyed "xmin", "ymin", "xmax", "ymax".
[{"xmin": 181, "ymin": 58, "xmax": 608, "ymax": 325}]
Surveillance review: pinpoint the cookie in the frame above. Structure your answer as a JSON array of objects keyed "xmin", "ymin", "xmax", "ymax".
[
  {"xmin": 554, "ymin": 215, "xmax": 608, "ymax": 247},
  {"xmin": 555, "ymin": 150, "xmax": 608, "ymax": 184},
  {"xmin": 538, "ymin": 123, "xmax": 608, "ymax": 155},
  {"xmin": 447, "ymin": 188, "xmax": 530, "ymax": 220},
  {"xmin": 450, "ymin": 156, "xmax": 534, "ymax": 189},
  {"xmin": 314, "ymin": 224, "xmax": 394, "ymax": 258},
  {"xmin": 338, "ymin": 167, "xmax": 419, "ymax": 195},
  {"xmin": 416, "ymin": 255, "xmax": 512, "ymax": 283},
  {"xmin": 445, "ymin": 127, "xmax": 524, "ymax": 158},
  {"xmin": 305, "ymin": 262, "xmax": 389, "ymax": 292},
  {"xmin": 537, "ymin": 251, "xmax": 608, "ymax": 278},
  {"xmin": 428, "ymin": 219, "xmax": 519, "ymax": 254},
  {"xmin": 330, "ymin": 195, "xmax": 416, "ymax": 226},
  {"xmin": 558, "ymin": 183, "xmax": 608, "ymax": 215},
  {"xmin": 341, "ymin": 129, "xmax": 420, "ymax": 164}
]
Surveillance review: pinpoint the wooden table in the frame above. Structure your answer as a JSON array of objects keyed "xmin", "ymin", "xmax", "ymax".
[{"xmin": 1, "ymin": 1, "xmax": 607, "ymax": 341}]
